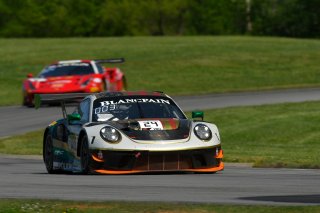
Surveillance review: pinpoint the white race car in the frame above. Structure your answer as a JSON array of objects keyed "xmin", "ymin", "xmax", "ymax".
[{"xmin": 36, "ymin": 91, "xmax": 224, "ymax": 174}]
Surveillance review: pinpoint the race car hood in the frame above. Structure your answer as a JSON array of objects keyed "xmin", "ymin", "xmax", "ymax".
[
  {"xmin": 27, "ymin": 75, "xmax": 95, "ymax": 92},
  {"xmin": 87, "ymin": 118, "xmax": 191, "ymax": 141}
]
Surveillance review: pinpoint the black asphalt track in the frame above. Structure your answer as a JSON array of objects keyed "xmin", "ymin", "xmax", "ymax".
[{"xmin": 0, "ymin": 155, "xmax": 319, "ymax": 205}]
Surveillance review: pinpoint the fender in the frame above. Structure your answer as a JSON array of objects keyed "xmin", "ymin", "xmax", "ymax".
[{"xmin": 104, "ymin": 68, "xmax": 125, "ymax": 91}]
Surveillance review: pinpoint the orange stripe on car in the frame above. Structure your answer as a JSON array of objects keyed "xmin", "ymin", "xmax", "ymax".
[
  {"xmin": 91, "ymin": 154, "xmax": 104, "ymax": 162},
  {"xmin": 216, "ymin": 149, "xmax": 223, "ymax": 159},
  {"xmin": 95, "ymin": 170, "xmax": 142, "ymax": 174},
  {"xmin": 94, "ymin": 162, "xmax": 224, "ymax": 175}
]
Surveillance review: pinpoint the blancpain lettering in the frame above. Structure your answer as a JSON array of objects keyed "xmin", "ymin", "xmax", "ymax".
[{"xmin": 100, "ymin": 99, "xmax": 170, "ymax": 106}]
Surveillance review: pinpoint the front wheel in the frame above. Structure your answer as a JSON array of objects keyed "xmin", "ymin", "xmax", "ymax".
[{"xmin": 80, "ymin": 135, "xmax": 91, "ymax": 174}]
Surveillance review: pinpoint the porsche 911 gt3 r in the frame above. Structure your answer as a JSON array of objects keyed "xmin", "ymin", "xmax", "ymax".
[
  {"xmin": 36, "ymin": 91, "xmax": 224, "ymax": 174},
  {"xmin": 23, "ymin": 58, "xmax": 126, "ymax": 106}
]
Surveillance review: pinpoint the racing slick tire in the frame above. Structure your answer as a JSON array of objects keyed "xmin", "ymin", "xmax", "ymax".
[
  {"xmin": 22, "ymin": 96, "xmax": 28, "ymax": 106},
  {"xmin": 22, "ymin": 94, "xmax": 34, "ymax": 107},
  {"xmin": 43, "ymin": 134, "xmax": 57, "ymax": 174},
  {"xmin": 80, "ymin": 135, "xmax": 91, "ymax": 174}
]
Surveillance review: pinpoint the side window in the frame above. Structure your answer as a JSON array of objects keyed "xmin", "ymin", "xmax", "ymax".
[
  {"xmin": 96, "ymin": 64, "xmax": 104, "ymax": 74},
  {"xmin": 79, "ymin": 99, "xmax": 91, "ymax": 123}
]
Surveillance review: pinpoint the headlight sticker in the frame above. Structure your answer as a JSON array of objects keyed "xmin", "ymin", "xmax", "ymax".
[{"xmin": 215, "ymin": 133, "xmax": 220, "ymax": 142}]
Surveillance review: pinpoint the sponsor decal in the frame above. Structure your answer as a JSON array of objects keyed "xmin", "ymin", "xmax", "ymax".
[
  {"xmin": 53, "ymin": 63, "xmax": 89, "ymax": 67},
  {"xmin": 53, "ymin": 162, "xmax": 73, "ymax": 170},
  {"xmin": 215, "ymin": 133, "xmax": 220, "ymax": 141},
  {"xmin": 99, "ymin": 98, "xmax": 170, "ymax": 106},
  {"xmin": 68, "ymin": 134, "xmax": 78, "ymax": 150},
  {"xmin": 90, "ymin": 87, "xmax": 100, "ymax": 92},
  {"xmin": 54, "ymin": 150, "xmax": 64, "ymax": 155},
  {"xmin": 94, "ymin": 99, "xmax": 171, "ymax": 117},
  {"xmin": 50, "ymin": 80, "xmax": 72, "ymax": 84},
  {"xmin": 93, "ymin": 97, "xmax": 173, "ymax": 121},
  {"xmin": 94, "ymin": 104, "xmax": 117, "ymax": 115},
  {"xmin": 91, "ymin": 136, "xmax": 96, "ymax": 144},
  {"xmin": 138, "ymin": 120, "xmax": 163, "ymax": 130},
  {"xmin": 49, "ymin": 121, "xmax": 57, "ymax": 126},
  {"xmin": 29, "ymin": 78, "xmax": 47, "ymax": 82},
  {"xmin": 51, "ymin": 83, "xmax": 64, "ymax": 88}
]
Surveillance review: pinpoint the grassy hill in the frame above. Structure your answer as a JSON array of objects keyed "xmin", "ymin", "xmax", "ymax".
[{"xmin": 1, "ymin": 36, "xmax": 320, "ymax": 106}]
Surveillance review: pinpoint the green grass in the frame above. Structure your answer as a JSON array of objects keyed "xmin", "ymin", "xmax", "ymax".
[
  {"xmin": 0, "ymin": 130, "xmax": 43, "ymax": 155},
  {"xmin": 1, "ymin": 101, "xmax": 320, "ymax": 168},
  {"xmin": 200, "ymin": 101, "xmax": 320, "ymax": 168},
  {"xmin": 1, "ymin": 199, "xmax": 320, "ymax": 213},
  {"xmin": 1, "ymin": 36, "xmax": 320, "ymax": 106}
]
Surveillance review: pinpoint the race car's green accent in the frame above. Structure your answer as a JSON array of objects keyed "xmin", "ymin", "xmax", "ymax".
[
  {"xmin": 67, "ymin": 113, "xmax": 81, "ymax": 121},
  {"xmin": 34, "ymin": 94, "xmax": 41, "ymax": 109},
  {"xmin": 192, "ymin": 111, "xmax": 204, "ymax": 121}
]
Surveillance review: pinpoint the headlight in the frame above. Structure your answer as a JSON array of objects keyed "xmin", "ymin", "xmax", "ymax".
[
  {"xmin": 100, "ymin": 126, "xmax": 121, "ymax": 143},
  {"xmin": 92, "ymin": 78, "xmax": 102, "ymax": 83},
  {"xmin": 194, "ymin": 124, "xmax": 212, "ymax": 141}
]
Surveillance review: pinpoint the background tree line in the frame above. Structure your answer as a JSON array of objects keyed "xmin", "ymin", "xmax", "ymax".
[{"xmin": 0, "ymin": 0, "xmax": 319, "ymax": 38}]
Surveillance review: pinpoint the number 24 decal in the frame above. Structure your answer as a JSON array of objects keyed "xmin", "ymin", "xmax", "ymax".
[{"xmin": 138, "ymin": 120, "xmax": 163, "ymax": 130}]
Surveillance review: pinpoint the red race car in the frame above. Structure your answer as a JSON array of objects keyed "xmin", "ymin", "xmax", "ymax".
[{"xmin": 22, "ymin": 58, "xmax": 127, "ymax": 106}]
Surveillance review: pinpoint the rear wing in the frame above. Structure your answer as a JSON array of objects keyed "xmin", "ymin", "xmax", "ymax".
[
  {"xmin": 94, "ymin": 58, "xmax": 125, "ymax": 64},
  {"xmin": 34, "ymin": 93, "xmax": 92, "ymax": 118}
]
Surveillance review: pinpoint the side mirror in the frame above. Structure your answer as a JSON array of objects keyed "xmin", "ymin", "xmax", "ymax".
[
  {"xmin": 192, "ymin": 111, "xmax": 204, "ymax": 121},
  {"xmin": 67, "ymin": 113, "xmax": 81, "ymax": 121},
  {"xmin": 27, "ymin": 73, "xmax": 33, "ymax": 78}
]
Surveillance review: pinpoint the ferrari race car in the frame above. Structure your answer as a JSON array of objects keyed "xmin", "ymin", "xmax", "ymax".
[
  {"xmin": 36, "ymin": 91, "xmax": 224, "ymax": 174},
  {"xmin": 23, "ymin": 58, "xmax": 126, "ymax": 106}
]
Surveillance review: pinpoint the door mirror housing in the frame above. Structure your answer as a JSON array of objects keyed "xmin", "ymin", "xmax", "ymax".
[
  {"xmin": 27, "ymin": 73, "xmax": 33, "ymax": 78},
  {"xmin": 67, "ymin": 113, "xmax": 81, "ymax": 121},
  {"xmin": 192, "ymin": 111, "xmax": 204, "ymax": 121}
]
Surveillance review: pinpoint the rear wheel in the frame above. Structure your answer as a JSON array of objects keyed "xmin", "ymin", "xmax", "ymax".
[
  {"xmin": 43, "ymin": 134, "xmax": 55, "ymax": 174},
  {"xmin": 22, "ymin": 93, "xmax": 33, "ymax": 107},
  {"xmin": 80, "ymin": 135, "xmax": 91, "ymax": 174}
]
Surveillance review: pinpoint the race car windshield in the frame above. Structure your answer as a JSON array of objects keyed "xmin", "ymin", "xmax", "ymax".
[
  {"xmin": 38, "ymin": 63, "xmax": 94, "ymax": 77},
  {"xmin": 92, "ymin": 96, "xmax": 186, "ymax": 122}
]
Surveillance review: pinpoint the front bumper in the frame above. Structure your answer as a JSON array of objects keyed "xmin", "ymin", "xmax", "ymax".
[{"xmin": 89, "ymin": 147, "xmax": 224, "ymax": 174}]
